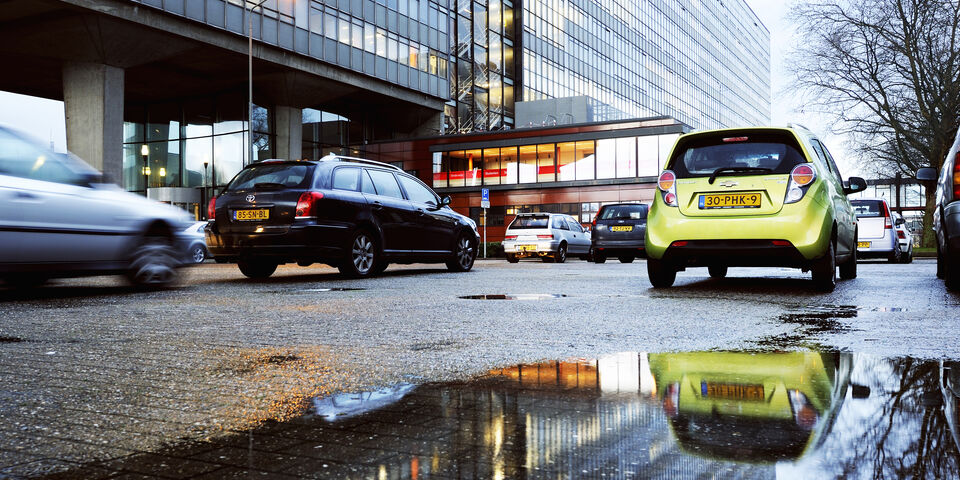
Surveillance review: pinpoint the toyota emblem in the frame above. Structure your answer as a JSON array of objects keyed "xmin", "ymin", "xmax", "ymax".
[{"xmin": 246, "ymin": 195, "xmax": 256, "ymax": 202}]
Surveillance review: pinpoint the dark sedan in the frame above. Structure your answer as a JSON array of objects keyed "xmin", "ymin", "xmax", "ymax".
[{"xmin": 591, "ymin": 203, "xmax": 648, "ymax": 263}]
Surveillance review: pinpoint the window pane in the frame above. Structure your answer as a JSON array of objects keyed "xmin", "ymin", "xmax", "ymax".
[
  {"xmin": 332, "ymin": 167, "xmax": 360, "ymax": 190},
  {"xmin": 448, "ymin": 150, "xmax": 466, "ymax": 187},
  {"xmin": 432, "ymin": 152, "xmax": 447, "ymax": 188},
  {"xmin": 464, "ymin": 149, "xmax": 481, "ymax": 186},
  {"xmin": 398, "ymin": 174, "xmax": 438, "ymax": 204},
  {"xmin": 213, "ymin": 133, "xmax": 244, "ymax": 186},
  {"xmin": 638, "ymin": 135, "xmax": 659, "ymax": 176},
  {"xmin": 518, "ymin": 144, "xmax": 536, "ymax": 183},
  {"xmin": 367, "ymin": 169, "xmax": 403, "ymax": 198},
  {"xmin": 537, "ymin": 144, "xmax": 554, "ymax": 182},
  {"xmin": 575, "ymin": 141, "xmax": 595, "ymax": 181},
  {"xmin": 596, "ymin": 138, "xmax": 615, "ymax": 179},
  {"xmin": 616, "ymin": 137, "xmax": 637, "ymax": 178},
  {"xmin": 482, "ymin": 147, "xmax": 501, "ymax": 185},
  {"xmin": 557, "ymin": 142, "xmax": 576, "ymax": 181},
  {"xmin": 500, "ymin": 146, "xmax": 517, "ymax": 184}
]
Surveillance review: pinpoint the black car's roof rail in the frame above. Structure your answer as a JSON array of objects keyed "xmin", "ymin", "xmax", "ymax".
[{"xmin": 319, "ymin": 153, "xmax": 402, "ymax": 171}]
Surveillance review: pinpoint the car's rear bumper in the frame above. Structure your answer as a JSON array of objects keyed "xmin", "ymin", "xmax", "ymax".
[
  {"xmin": 593, "ymin": 239, "xmax": 646, "ymax": 257},
  {"xmin": 857, "ymin": 232, "xmax": 897, "ymax": 257},
  {"xmin": 206, "ymin": 223, "xmax": 344, "ymax": 262},
  {"xmin": 646, "ymin": 200, "xmax": 832, "ymax": 262},
  {"xmin": 502, "ymin": 239, "xmax": 560, "ymax": 257},
  {"xmin": 656, "ymin": 240, "xmax": 808, "ymax": 268}
]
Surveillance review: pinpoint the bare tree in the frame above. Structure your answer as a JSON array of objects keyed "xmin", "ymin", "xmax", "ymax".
[{"xmin": 789, "ymin": 0, "xmax": 960, "ymax": 246}]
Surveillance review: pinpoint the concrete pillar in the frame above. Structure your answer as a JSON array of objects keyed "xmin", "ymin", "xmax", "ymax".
[
  {"xmin": 274, "ymin": 105, "xmax": 302, "ymax": 160},
  {"xmin": 412, "ymin": 110, "xmax": 444, "ymax": 137},
  {"xmin": 63, "ymin": 62, "xmax": 124, "ymax": 183}
]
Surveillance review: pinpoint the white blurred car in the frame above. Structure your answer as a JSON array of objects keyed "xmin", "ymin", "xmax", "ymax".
[
  {"xmin": 893, "ymin": 213, "xmax": 913, "ymax": 263},
  {"xmin": 0, "ymin": 126, "xmax": 194, "ymax": 287}
]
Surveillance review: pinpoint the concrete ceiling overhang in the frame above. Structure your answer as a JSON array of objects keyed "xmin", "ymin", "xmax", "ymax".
[{"xmin": 0, "ymin": 0, "xmax": 443, "ymax": 132}]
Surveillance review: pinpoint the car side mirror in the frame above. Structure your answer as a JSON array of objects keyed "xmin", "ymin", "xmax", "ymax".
[
  {"xmin": 916, "ymin": 167, "xmax": 938, "ymax": 182},
  {"xmin": 844, "ymin": 177, "xmax": 867, "ymax": 195},
  {"xmin": 896, "ymin": 217, "xmax": 905, "ymax": 226},
  {"xmin": 439, "ymin": 195, "xmax": 451, "ymax": 207}
]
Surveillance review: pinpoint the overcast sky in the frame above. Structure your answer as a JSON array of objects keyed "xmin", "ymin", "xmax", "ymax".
[{"xmin": 0, "ymin": 1, "xmax": 857, "ymax": 174}]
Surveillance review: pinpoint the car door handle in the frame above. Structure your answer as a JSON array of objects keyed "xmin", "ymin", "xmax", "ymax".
[
  {"xmin": 416, "ymin": 208, "xmax": 426, "ymax": 216},
  {"xmin": 371, "ymin": 201, "xmax": 383, "ymax": 210},
  {"xmin": 13, "ymin": 191, "xmax": 40, "ymax": 202}
]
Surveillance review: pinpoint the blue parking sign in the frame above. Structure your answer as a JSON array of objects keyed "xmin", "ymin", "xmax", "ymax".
[{"xmin": 481, "ymin": 188, "xmax": 489, "ymax": 202}]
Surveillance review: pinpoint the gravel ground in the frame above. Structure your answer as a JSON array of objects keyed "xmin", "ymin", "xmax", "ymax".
[{"xmin": 0, "ymin": 257, "xmax": 957, "ymax": 476}]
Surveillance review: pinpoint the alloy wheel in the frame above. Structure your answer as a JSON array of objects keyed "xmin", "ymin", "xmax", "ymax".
[
  {"xmin": 352, "ymin": 234, "xmax": 375, "ymax": 274},
  {"xmin": 457, "ymin": 236, "xmax": 474, "ymax": 269}
]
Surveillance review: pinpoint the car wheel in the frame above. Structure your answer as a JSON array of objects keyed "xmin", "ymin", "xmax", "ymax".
[
  {"xmin": 446, "ymin": 234, "xmax": 477, "ymax": 272},
  {"xmin": 506, "ymin": 254, "xmax": 520, "ymax": 263},
  {"xmin": 190, "ymin": 244, "xmax": 206, "ymax": 264},
  {"xmin": 237, "ymin": 258, "xmax": 278, "ymax": 279},
  {"xmin": 555, "ymin": 244, "xmax": 567, "ymax": 263},
  {"xmin": 126, "ymin": 236, "xmax": 180, "ymax": 288},
  {"xmin": 372, "ymin": 259, "xmax": 389, "ymax": 275},
  {"xmin": 618, "ymin": 255, "xmax": 635, "ymax": 263},
  {"xmin": 647, "ymin": 257, "xmax": 676, "ymax": 288},
  {"xmin": 339, "ymin": 230, "xmax": 378, "ymax": 278},
  {"xmin": 888, "ymin": 242, "xmax": 901, "ymax": 263},
  {"xmin": 594, "ymin": 253, "xmax": 607, "ymax": 264},
  {"xmin": 903, "ymin": 250, "xmax": 913, "ymax": 264},
  {"xmin": 708, "ymin": 265, "xmax": 728, "ymax": 278},
  {"xmin": 811, "ymin": 241, "xmax": 837, "ymax": 292},
  {"xmin": 839, "ymin": 240, "xmax": 857, "ymax": 280},
  {"xmin": 945, "ymin": 245, "xmax": 960, "ymax": 291}
]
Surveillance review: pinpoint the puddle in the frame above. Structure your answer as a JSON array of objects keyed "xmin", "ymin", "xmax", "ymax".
[
  {"xmin": 50, "ymin": 351, "xmax": 960, "ymax": 479},
  {"xmin": 459, "ymin": 293, "xmax": 568, "ymax": 300},
  {"xmin": 752, "ymin": 305, "xmax": 860, "ymax": 349}
]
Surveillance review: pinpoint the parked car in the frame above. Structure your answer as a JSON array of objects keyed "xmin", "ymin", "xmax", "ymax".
[
  {"xmin": 850, "ymin": 198, "xmax": 900, "ymax": 263},
  {"xmin": 502, "ymin": 213, "xmax": 591, "ymax": 263},
  {"xmin": 184, "ymin": 221, "xmax": 210, "ymax": 264},
  {"xmin": 645, "ymin": 126, "xmax": 866, "ymax": 291},
  {"xmin": 917, "ymin": 136, "xmax": 960, "ymax": 289},
  {"xmin": 205, "ymin": 155, "xmax": 479, "ymax": 278},
  {"xmin": 591, "ymin": 203, "xmax": 648, "ymax": 263},
  {"xmin": 893, "ymin": 213, "xmax": 913, "ymax": 263},
  {"xmin": 0, "ymin": 125, "xmax": 194, "ymax": 287}
]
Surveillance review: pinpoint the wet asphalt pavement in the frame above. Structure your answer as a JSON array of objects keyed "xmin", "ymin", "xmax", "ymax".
[{"xmin": 1, "ymin": 258, "xmax": 959, "ymax": 478}]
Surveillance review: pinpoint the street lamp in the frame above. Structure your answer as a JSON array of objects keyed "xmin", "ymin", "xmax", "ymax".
[
  {"xmin": 140, "ymin": 144, "xmax": 149, "ymax": 195},
  {"xmin": 248, "ymin": 0, "xmax": 270, "ymax": 167}
]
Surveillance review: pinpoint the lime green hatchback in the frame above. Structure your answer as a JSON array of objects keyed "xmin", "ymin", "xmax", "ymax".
[{"xmin": 645, "ymin": 126, "xmax": 867, "ymax": 291}]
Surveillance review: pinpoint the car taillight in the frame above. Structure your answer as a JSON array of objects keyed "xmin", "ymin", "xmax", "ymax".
[
  {"xmin": 789, "ymin": 390, "xmax": 819, "ymax": 431},
  {"xmin": 670, "ymin": 241, "xmax": 688, "ymax": 247},
  {"xmin": 504, "ymin": 235, "xmax": 517, "ymax": 240},
  {"xmin": 207, "ymin": 196, "xmax": 217, "ymax": 219},
  {"xmin": 954, "ymin": 152, "xmax": 960, "ymax": 199},
  {"xmin": 882, "ymin": 201, "xmax": 892, "ymax": 229},
  {"xmin": 897, "ymin": 230, "xmax": 906, "ymax": 239},
  {"xmin": 296, "ymin": 191, "xmax": 324, "ymax": 217},
  {"xmin": 663, "ymin": 383, "xmax": 680, "ymax": 418},
  {"xmin": 537, "ymin": 234, "xmax": 554, "ymax": 240},
  {"xmin": 658, "ymin": 170, "xmax": 678, "ymax": 207},
  {"xmin": 591, "ymin": 216, "xmax": 597, "ymax": 227},
  {"xmin": 772, "ymin": 240, "xmax": 793, "ymax": 246},
  {"xmin": 785, "ymin": 163, "xmax": 817, "ymax": 204}
]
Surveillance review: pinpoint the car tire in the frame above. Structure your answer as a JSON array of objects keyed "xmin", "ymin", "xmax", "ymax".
[
  {"xmin": 3, "ymin": 275, "xmax": 48, "ymax": 289},
  {"xmin": 126, "ymin": 236, "xmax": 181, "ymax": 288},
  {"xmin": 618, "ymin": 255, "xmax": 635, "ymax": 263},
  {"xmin": 555, "ymin": 244, "xmax": 567, "ymax": 263},
  {"xmin": 811, "ymin": 241, "xmax": 837, "ymax": 292},
  {"xmin": 446, "ymin": 234, "xmax": 477, "ymax": 272},
  {"xmin": 594, "ymin": 253, "xmax": 607, "ymax": 264},
  {"xmin": 190, "ymin": 244, "xmax": 206, "ymax": 264},
  {"xmin": 903, "ymin": 251, "xmax": 913, "ymax": 264},
  {"xmin": 237, "ymin": 258, "xmax": 278, "ymax": 279},
  {"xmin": 839, "ymin": 241, "xmax": 857, "ymax": 280},
  {"xmin": 708, "ymin": 265, "xmax": 728, "ymax": 278},
  {"xmin": 647, "ymin": 257, "xmax": 676, "ymax": 288},
  {"xmin": 888, "ymin": 242, "xmax": 901, "ymax": 263},
  {"xmin": 945, "ymin": 246, "xmax": 960, "ymax": 291},
  {"xmin": 506, "ymin": 254, "xmax": 520, "ymax": 263},
  {"xmin": 339, "ymin": 230, "xmax": 378, "ymax": 278},
  {"xmin": 372, "ymin": 259, "xmax": 389, "ymax": 275}
]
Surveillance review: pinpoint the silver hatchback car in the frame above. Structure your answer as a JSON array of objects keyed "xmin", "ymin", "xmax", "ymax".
[
  {"xmin": 851, "ymin": 198, "xmax": 900, "ymax": 262},
  {"xmin": 502, "ymin": 213, "xmax": 591, "ymax": 263},
  {"xmin": 0, "ymin": 126, "xmax": 195, "ymax": 287}
]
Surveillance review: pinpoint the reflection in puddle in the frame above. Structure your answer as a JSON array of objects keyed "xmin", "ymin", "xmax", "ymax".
[
  {"xmin": 49, "ymin": 352, "xmax": 960, "ymax": 479},
  {"xmin": 459, "ymin": 294, "xmax": 568, "ymax": 300}
]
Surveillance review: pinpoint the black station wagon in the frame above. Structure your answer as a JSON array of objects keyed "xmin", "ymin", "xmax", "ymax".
[{"xmin": 205, "ymin": 155, "xmax": 480, "ymax": 278}]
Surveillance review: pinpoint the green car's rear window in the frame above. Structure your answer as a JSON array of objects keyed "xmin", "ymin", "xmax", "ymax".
[{"xmin": 668, "ymin": 132, "xmax": 807, "ymax": 178}]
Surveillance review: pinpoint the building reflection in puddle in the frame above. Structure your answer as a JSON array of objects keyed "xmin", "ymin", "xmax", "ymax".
[{"xmin": 44, "ymin": 352, "xmax": 960, "ymax": 479}]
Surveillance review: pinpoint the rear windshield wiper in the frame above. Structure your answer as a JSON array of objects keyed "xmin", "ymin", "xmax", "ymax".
[
  {"xmin": 253, "ymin": 182, "xmax": 286, "ymax": 190},
  {"xmin": 708, "ymin": 167, "xmax": 772, "ymax": 184}
]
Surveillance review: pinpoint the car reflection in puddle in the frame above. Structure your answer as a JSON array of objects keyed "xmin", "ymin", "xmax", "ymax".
[{"xmin": 47, "ymin": 352, "xmax": 960, "ymax": 479}]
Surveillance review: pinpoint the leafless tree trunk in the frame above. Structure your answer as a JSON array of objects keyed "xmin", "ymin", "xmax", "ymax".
[{"xmin": 789, "ymin": 0, "xmax": 960, "ymax": 247}]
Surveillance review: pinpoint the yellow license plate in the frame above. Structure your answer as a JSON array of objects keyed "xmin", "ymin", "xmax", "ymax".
[
  {"xmin": 702, "ymin": 382, "xmax": 764, "ymax": 401},
  {"xmin": 234, "ymin": 209, "xmax": 269, "ymax": 221},
  {"xmin": 611, "ymin": 226, "xmax": 633, "ymax": 232},
  {"xmin": 699, "ymin": 192, "xmax": 762, "ymax": 209},
  {"xmin": 857, "ymin": 241, "xmax": 871, "ymax": 248},
  {"xmin": 517, "ymin": 245, "xmax": 536, "ymax": 252}
]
